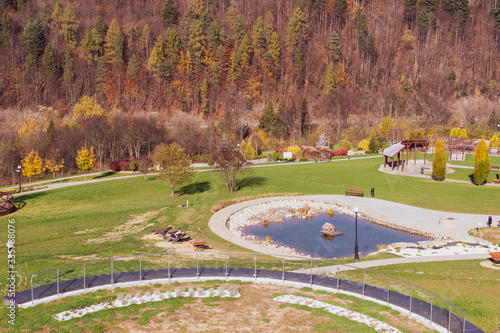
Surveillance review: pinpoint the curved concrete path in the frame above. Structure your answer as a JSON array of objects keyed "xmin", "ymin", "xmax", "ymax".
[{"xmin": 208, "ymin": 196, "xmax": 495, "ymax": 264}]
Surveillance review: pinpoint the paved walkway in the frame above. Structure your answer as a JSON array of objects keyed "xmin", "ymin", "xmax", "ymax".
[{"xmin": 208, "ymin": 195, "xmax": 496, "ymax": 261}]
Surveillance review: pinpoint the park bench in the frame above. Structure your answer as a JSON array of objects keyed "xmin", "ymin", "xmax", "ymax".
[
  {"xmin": 491, "ymin": 166, "xmax": 499, "ymax": 171},
  {"xmin": 489, "ymin": 251, "xmax": 500, "ymax": 263},
  {"xmin": 345, "ymin": 189, "xmax": 364, "ymax": 197},
  {"xmin": 190, "ymin": 240, "xmax": 208, "ymax": 249}
]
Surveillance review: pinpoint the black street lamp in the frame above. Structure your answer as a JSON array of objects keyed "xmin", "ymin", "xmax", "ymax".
[
  {"xmin": 353, "ymin": 206, "xmax": 359, "ymax": 260},
  {"xmin": 16, "ymin": 165, "xmax": 22, "ymax": 193}
]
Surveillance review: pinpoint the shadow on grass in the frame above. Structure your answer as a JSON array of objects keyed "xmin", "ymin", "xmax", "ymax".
[
  {"xmin": 237, "ymin": 176, "xmax": 266, "ymax": 190},
  {"xmin": 93, "ymin": 171, "xmax": 117, "ymax": 179},
  {"xmin": 14, "ymin": 191, "xmax": 48, "ymax": 211},
  {"xmin": 176, "ymin": 181, "xmax": 211, "ymax": 195}
]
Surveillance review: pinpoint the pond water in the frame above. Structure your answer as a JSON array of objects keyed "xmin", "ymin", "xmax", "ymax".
[{"xmin": 240, "ymin": 212, "xmax": 429, "ymax": 259}]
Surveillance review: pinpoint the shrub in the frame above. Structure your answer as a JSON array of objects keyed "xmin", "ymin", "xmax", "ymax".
[
  {"xmin": 460, "ymin": 128, "xmax": 468, "ymax": 138},
  {"xmin": 358, "ymin": 139, "xmax": 369, "ymax": 151},
  {"xmin": 450, "ymin": 128, "xmax": 460, "ymax": 137},
  {"xmin": 266, "ymin": 153, "xmax": 272, "ymax": 161},
  {"xmin": 490, "ymin": 134, "xmax": 499, "ymax": 148},
  {"xmin": 339, "ymin": 140, "xmax": 351, "ymax": 150},
  {"xmin": 129, "ymin": 161, "xmax": 136, "ymax": 171},
  {"xmin": 207, "ymin": 154, "xmax": 215, "ymax": 166},
  {"xmin": 473, "ymin": 139, "xmax": 490, "ymax": 185},
  {"xmin": 277, "ymin": 151, "xmax": 283, "ymax": 160},
  {"xmin": 367, "ymin": 137, "xmax": 379, "ymax": 153},
  {"xmin": 110, "ymin": 161, "xmax": 121, "ymax": 171},
  {"xmin": 299, "ymin": 157, "xmax": 308, "ymax": 162},
  {"xmin": 432, "ymin": 139, "xmax": 446, "ymax": 180},
  {"xmin": 271, "ymin": 152, "xmax": 278, "ymax": 161}
]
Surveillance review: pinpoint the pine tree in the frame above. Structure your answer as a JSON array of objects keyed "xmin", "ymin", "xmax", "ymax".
[
  {"xmin": 420, "ymin": 0, "xmax": 439, "ymax": 12},
  {"xmin": 252, "ymin": 16, "xmax": 266, "ymax": 53},
  {"xmin": 418, "ymin": 9, "xmax": 430, "ymax": 27},
  {"xmin": 473, "ymin": 139, "xmax": 490, "ymax": 185},
  {"xmin": 294, "ymin": 44, "xmax": 303, "ymax": 77},
  {"xmin": 127, "ymin": 54, "xmax": 140, "ymax": 77},
  {"xmin": 229, "ymin": 51, "xmax": 241, "ymax": 81},
  {"xmin": 200, "ymin": 77, "xmax": 209, "ymax": 115},
  {"xmin": 233, "ymin": 16, "xmax": 246, "ymax": 45},
  {"xmin": 263, "ymin": 11, "xmax": 274, "ymax": 45},
  {"xmin": 325, "ymin": 62, "xmax": 336, "ymax": 92},
  {"xmin": 96, "ymin": 56, "xmax": 107, "ymax": 91},
  {"xmin": 24, "ymin": 18, "xmax": 46, "ymax": 64},
  {"xmin": 269, "ymin": 31, "xmax": 280, "ymax": 62},
  {"xmin": 357, "ymin": 11, "xmax": 368, "ymax": 50},
  {"xmin": 42, "ymin": 3, "xmax": 52, "ymax": 25},
  {"xmin": 457, "ymin": 0, "xmax": 469, "ymax": 24},
  {"xmin": 114, "ymin": 29, "xmax": 127, "ymax": 62},
  {"xmin": 139, "ymin": 24, "xmax": 151, "ymax": 58},
  {"xmin": 328, "ymin": 30, "xmax": 340, "ymax": 61},
  {"xmin": 206, "ymin": 20, "xmax": 220, "ymax": 54},
  {"xmin": 60, "ymin": 2, "xmax": 79, "ymax": 49},
  {"xmin": 104, "ymin": 19, "xmax": 120, "ymax": 62},
  {"xmin": 93, "ymin": 15, "xmax": 105, "ymax": 56},
  {"xmin": 63, "ymin": 45, "xmax": 74, "ymax": 84},
  {"xmin": 432, "ymin": 139, "xmax": 446, "ymax": 180},
  {"xmin": 188, "ymin": 19, "xmax": 207, "ymax": 59},
  {"xmin": 259, "ymin": 100, "xmax": 276, "ymax": 133},
  {"xmin": 367, "ymin": 33, "xmax": 377, "ymax": 60},
  {"xmin": 43, "ymin": 43, "xmax": 58, "ymax": 76},
  {"xmin": 287, "ymin": 0, "xmax": 309, "ymax": 47},
  {"xmin": 239, "ymin": 34, "xmax": 252, "ymax": 70},
  {"xmin": 1, "ymin": 10, "xmax": 10, "ymax": 44},
  {"xmin": 162, "ymin": 0, "xmax": 178, "ymax": 27}
]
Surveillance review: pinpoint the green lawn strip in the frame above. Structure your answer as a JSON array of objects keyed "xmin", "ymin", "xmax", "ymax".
[{"xmin": 338, "ymin": 260, "xmax": 500, "ymax": 332}]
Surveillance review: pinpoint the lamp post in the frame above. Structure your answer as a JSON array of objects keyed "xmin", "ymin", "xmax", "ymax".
[
  {"xmin": 353, "ymin": 206, "xmax": 360, "ymax": 260},
  {"xmin": 16, "ymin": 165, "xmax": 22, "ymax": 193}
]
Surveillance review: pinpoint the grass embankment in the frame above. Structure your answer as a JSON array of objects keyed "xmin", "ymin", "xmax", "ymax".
[{"xmin": 1, "ymin": 157, "xmax": 499, "ymax": 330}]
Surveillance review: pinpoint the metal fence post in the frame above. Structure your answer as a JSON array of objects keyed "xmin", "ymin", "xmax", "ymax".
[
  {"xmin": 448, "ymin": 305, "xmax": 451, "ymax": 332},
  {"xmin": 225, "ymin": 254, "xmax": 228, "ymax": 278},
  {"xmin": 463, "ymin": 315, "xmax": 466, "ymax": 333},
  {"xmin": 281, "ymin": 259, "xmax": 285, "ymax": 281},
  {"xmin": 111, "ymin": 259, "xmax": 114, "ymax": 286},
  {"xmin": 196, "ymin": 254, "xmax": 200, "ymax": 277},
  {"xmin": 83, "ymin": 263, "xmax": 86, "ymax": 291},
  {"xmin": 254, "ymin": 255, "xmax": 257, "ymax": 277},
  {"xmin": 168, "ymin": 253, "xmax": 171, "ymax": 279},
  {"xmin": 386, "ymin": 277, "xmax": 390, "ymax": 306},
  {"xmin": 430, "ymin": 295, "xmax": 433, "ymax": 323},
  {"xmin": 336, "ymin": 265, "xmax": 340, "ymax": 291},
  {"xmin": 139, "ymin": 256, "xmax": 142, "ymax": 282},
  {"xmin": 309, "ymin": 260, "xmax": 313, "ymax": 286},
  {"xmin": 57, "ymin": 270, "xmax": 60, "ymax": 297},
  {"xmin": 362, "ymin": 271, "xmax": 365, "ymax": 298},
  {"xmin": 30, "ymin": 275, "xmax": 34, "ymax": 304},
  {"xmin": 409, "ymin": 286, "xmax": 413, "ymax": 316}
]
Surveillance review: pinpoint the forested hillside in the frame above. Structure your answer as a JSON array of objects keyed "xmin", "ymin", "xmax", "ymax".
[{"xmin": 1, "ymin": 0, "xmax": 500, "ymax": 184}]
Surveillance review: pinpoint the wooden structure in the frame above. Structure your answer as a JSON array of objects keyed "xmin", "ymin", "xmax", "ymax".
[
  {"xmin": 383, "ymin": 139, "xmax": 430, "ymax": 171},
  {"xmin": 345, "ymin": 189, "xmax": 364, "ymax": 197},
  {"xmin": 0, "ymin": 192, "xmax": 14, "ymax": 217},
  {"xmin": 447, "ymin": 138, "xmax": 475, "ymax": 161},
  {"xmin": 490, "ymin": 252, "xmax": 500, "ymax": 263}
]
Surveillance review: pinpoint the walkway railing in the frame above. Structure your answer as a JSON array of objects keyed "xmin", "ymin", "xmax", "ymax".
[{"xmin": 14, "ymin": 251, "xmax": 473, "ymax": 333}]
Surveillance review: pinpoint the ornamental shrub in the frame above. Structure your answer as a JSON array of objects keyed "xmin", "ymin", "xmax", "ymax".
[
  {"xmin": 339, "ymin": 140, "xmax": 351, "ymax": 150},
  {"xmin": 432, "ymin": 139, "xmax": 446, "ymax": 180},
  {"xmin": 129, "ymin": 161, "xmax": 136, "ymax": 171},
  {"xmin": 450, "ymin": 128, "xmax": 460, "ymax": 137},
  {"xmin": 271, "ymin": 152, "xmax": 278, "ymax": 161},
  {"xmin": 460, "ymin": 128, "xmax": 468, "ymax": 138},
  {"xmin": 473, "ymin": 139, "xmax": 490, "ymax": 185},
  {"xmin": 207, "ymin": 154, "xmax": 215, "ymax": 166},
  {"xmin": 490, "ymin": 134, "xmax": 499, "ymax": 147},
  {"xmin": 358, "ymin": 139, "xmax": 369, "ymax": 151},
  {"xmin": 110, "ymin": 161, "xmax": 121, "ymax": 171}
]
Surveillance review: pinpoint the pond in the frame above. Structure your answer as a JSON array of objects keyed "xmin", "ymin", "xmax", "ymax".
[{"xmin": 240, "ymin": 212, "xmax": 429, "ymax": 259}]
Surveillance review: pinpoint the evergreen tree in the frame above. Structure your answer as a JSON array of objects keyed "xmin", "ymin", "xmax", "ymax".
[
  {"xmin": 357, "ymin": 11, "xmax": 368, "ymax": 49},
  {"xmin": 229, "ymin": 51, "xmax": 241, "ymax": 81},
  {"xmin": 420, "ymin": 0, "xmax": 439, "ymax": 12},
  {"xmin": 93, "ymin": 15, "xmax": 105, "ymax": 56},
  {"xmin": 252, "ymin": 16, "xmax": 266, "ymax": 52},
  {"xmin": 42, "ymin": 3, "xmax": 52, "ymax": 25},
  {"xmin": 259, "ymin": 100, "xmax": 276, "ymax": 133},
  {"xmin": 263, "ymin": 10, "xmax": 274, "ymax": 45},
  {"xmin": 269, "ymin": 31, "xmax": 280, "ymax": 62},
  {"xmin": 418, "ymin": 9, "xmax": 430, "ymax": 27},
  {"xmin": 104, "ymin": 19, "xmax": 120, "ymax": 62},
  {"xmin": 325, "ymin": 62, "xmax": 336, "ymax": 92},
  {"xmin": 200, "ymin": 10, "xmax": 213, "ymax": 31},
  {"xmin": 206, "ymin": 20, "xmax": 220, "ymax": 53},
  {"xmin": 233, "ymin": 15, "xmax": 246, "ymax": 45},
  {"xmin": 188, "ymin": 19, "xmax": 207, "ymax": 59},
  {"xmin": 473, "ymin": 139, "xmax": 490, "ymax": 185},
  {"xmin": 114, "ymin": 29, "xmax": 127, "ymax": 62},
  {"xmin": 432, "ymin": 139, "xmax": 446, "ymax": 180},
  {"xmin": 457, "ymin": 0, "xmax": 469, "ymax": 24},
  {"xmin": 60, "ymin": 2, "xmax": 79, "ymax": 48},
  {"xmin": 165, "ymin": 28, "xmax": 181, "ymax": 64},
  {"xmin": 96, "ymin": 56, "xmax": 107, "ymax": 91},
  {"xmin": 127, "ymin": 54, "xmax": 140, "ymax": 77},
  {"xmin": 294, "ymin": 44, "xmax": 303, "ymax": 77},
  {"xmin": 367, "ymin": 33, "xmax": 377, "ymax": 60},
  {"xmin": 1, "ymin": 10, "xmax": 11, "ymax": 44},
  {"xmin": 328, "ymin": 30, "xmax": 340, "ymax": 61},
  {"xmin": 42, "ymin": 43, "xmax": 58, "ymax": 76},
  {"xmin": 24, "ymin": 18, "xmax": 46, "ymax": 63},
  {"xmin": 287, "ymin": 0, "xmax": 309, "ymax": 47},
  {"xmin": 200, "ymin": 77, "xmax": 209, "ymax": 114},
  {"xmin": 63, "ymin": 45, "xmax": 74, "ymax": 84},
  {"xmin": 162, "ymin": 0, "xmax": 178, "ymax": 27},
  {"xmin": 139, "ymin": 24, "xmax": 151, "ymax": 58},
  {"xmin": 239, "ymin": 34, "xmax": 252, "ymax": 70},
  {"xmin": 2, "ymin": 0, "xmax": 14, "ymax": 9}
]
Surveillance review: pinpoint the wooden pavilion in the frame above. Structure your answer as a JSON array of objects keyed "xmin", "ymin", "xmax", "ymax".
[{"xmin": 382, "ymin": 139, "xmax": 430, "ymax": 171}]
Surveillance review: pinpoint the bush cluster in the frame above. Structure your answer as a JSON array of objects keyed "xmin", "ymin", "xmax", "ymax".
[
  {"xmin": 109, "ymin": 158, "xmax": 152, "ymax": 172},
  {"xmin": 332, "ymin": 148, "xmax": 348, "ymax": 156}
]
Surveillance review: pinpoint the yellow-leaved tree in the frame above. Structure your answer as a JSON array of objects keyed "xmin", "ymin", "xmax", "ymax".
[
  {"xmin": 76, "ymin": 146, "xmax": 96, "ymax": 180},
  {"xmin": 73, "ymin": 96, "xmax": 104, "ymax": 120},
  {"xmin": 473, "ymin": 139, "xmax": 490, "ymax": 185},
  {"xmin": 21, "ymin": 150, "xmax": 45, "ymax": 187},
  {"xmin": 432, "ymin": 139, "xmax": 447, "ymax": 180},
  {"xmin": 44, "ymin": 149, "xmax": 65, "ymax": 178}
]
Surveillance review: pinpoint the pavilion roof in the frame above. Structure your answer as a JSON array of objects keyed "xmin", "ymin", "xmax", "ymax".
[{"xmin": 383, "ymin": 142, "xmax": 405, "ymax": 158}]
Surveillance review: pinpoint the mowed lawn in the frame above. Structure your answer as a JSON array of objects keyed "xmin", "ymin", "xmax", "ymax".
[{"xmin": 1, "ymin": 157, "xmax": 499, "ymax": 331}]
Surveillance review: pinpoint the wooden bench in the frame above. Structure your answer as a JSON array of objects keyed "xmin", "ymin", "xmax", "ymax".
[
  {"xmin": 491, "ymin": 166, "xmax": 499, "ymax": 171},
  {"xmin": 493, "ymin": 179, "xmax": 500, "ymax": 184},
  {"xmin": 345, "ymin": 189, "xmax": 364, "ymax": 197},
  {"xmin": 490, "ymin": 251, "xmax": 500, "ymax": 263},
  {"xmin": 190, "ymin": 240, "xmax": 208, "ymax": 249}
]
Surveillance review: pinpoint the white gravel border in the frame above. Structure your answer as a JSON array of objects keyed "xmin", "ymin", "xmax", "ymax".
[{"xmin": 274, "ymin": 294, "xmax": 401, "ymax": 333}]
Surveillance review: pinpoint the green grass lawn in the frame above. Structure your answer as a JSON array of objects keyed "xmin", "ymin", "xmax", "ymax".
[{"xmin": 1, "ymin": 157, "xmax": 499, "ymax": 330}]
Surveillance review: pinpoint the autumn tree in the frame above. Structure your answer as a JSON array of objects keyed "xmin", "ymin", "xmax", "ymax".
[
  {"xmin": 44, "ymin": 149, "xmax": 65, "ymax": 178},
  {"xmin": 432, "ymin": 139, "xmax": 446, "ymax": 180},
  {"xmin": 215, "ymin": 136, "xmax": 246, "ymax": 192},
  {"xmin": 21, "ymin": 150, "xmax": 44, "ymax": 187},
  {"xmin": 75, "ymin": 146, "xmax": 96, "ymax": 180},
  {"xmin": 154, "ymin": 142, "xmax": 194, "ymax": 196},
  {"xmin": 73, "ymin": 95, "xmax": 104, "ymax": 119},
  {"xmin": 259, "ymin": 100, "xmax": 276, "ymax": 133},
  {"xmin": 473, "ymin": 139, "xmax": 490, "ymax": 185}
]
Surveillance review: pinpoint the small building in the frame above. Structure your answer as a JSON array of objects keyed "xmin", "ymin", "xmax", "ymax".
[{"xmin": 382, "ymin": 139, "xmax": 429, "ymax": 170}]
